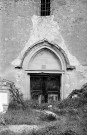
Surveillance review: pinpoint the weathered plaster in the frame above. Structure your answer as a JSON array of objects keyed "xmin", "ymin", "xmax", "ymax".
[
  {"xmin": 12, "ymin": 15, "xmax": 80, "ymax": 67},
  {"xmin": 11, "ymin": 14, "xmax": 87, "ymax": 99},
  {"xmin": 0, "ymin": 0, "xmax": 87, "ymax": 100},
  {"xmin": 0, "ymin": 0, "xmax": 87, "ymax": 75}
]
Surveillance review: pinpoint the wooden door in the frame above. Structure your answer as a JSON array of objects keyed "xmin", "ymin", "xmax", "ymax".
[{"xmin": 30, "ymin": 74, "xmax": 61, "ymax": 102}]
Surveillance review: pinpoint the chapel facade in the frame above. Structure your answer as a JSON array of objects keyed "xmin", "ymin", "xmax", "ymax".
[{"xmin": 1, "ymin": 0, "xmax": 87, "ymax": 103}]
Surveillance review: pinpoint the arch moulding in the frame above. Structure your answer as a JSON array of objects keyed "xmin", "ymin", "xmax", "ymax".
[
  {"xmin": 21, "ymin": 40, "xmax": 70, "ymax": 71},
  {"xmin": 14, "ymin": 40, "xmax": 75, "ymax": 100}
]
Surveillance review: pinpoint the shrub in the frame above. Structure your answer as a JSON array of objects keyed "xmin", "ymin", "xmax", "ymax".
[
  {"xmin": 0, "ymin": 130, "xmax": 16, "ymax": 135},
  {"xmin": 0, "ymin": 129, "xmax": 79, "ymax": 135},
  {"xmin": 60, "ymin": 130, "xmax": 79, "ymax": 135},
  {"xmin": 39, "ymin": 113, "xmax": 56, "ymax": 121},
  {"xmin": 21, "ymin": 100, "xmax": 50, "ymax": 110},
  {"xmin": 54, "ymin": 96, "xmax": 87, "ymax": 110},
  {"xmin": 3, "ymin": 109, "xmax": 38, "ymax": 125},
  {"xmin": 23, "ymin": 100, "xmax": 40, "ymax": 109},
  {"xmin": 8, "ymin": 100, "xmax": 23, "ymax": 110},
  {"xmin": 69, "ymin": 83, "xmax": 87, "ymax": 99},
  {"xmin": 29, "ymin": 126, "xmax": 80, "ymax": 135}
]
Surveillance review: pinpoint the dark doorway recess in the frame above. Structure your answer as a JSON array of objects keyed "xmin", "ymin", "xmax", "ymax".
[{"xmin": 30, "ymin": 73, "xmax": 61, "ymax": 103}]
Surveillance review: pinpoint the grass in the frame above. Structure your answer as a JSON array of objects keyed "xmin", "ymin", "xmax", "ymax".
[
  {"xmin": 0, "ymin": 122, "xmax": 82, "ymax": 135},
  {"xmin": 3, "ymin": 99, "xmax": 57, "ymax": 125},
  {"xmin": 0, "ymin": 110, "xmax": 87, "ymax": 135},
  {"xmin": 3, "ymin": 108, "xmax": 42, "ymax": 125},
  {"xmin": 1, "ymin": 83, "xmax": 87, "ymax": 135},
  {"xmin": 1, "ymin": 99, "xmax": 87, "ymax": 135}
]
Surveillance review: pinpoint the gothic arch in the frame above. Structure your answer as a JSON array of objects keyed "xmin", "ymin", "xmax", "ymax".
[
  {"xmin": 14, "ymin": 40, "xmax": 75, "ymax": 101},
  {"xmin": 21, "ymin": 40, "xmax": 70, "ymax": 71}
]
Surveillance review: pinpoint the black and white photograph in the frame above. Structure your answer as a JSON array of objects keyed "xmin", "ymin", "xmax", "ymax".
[{"xmin": 0, "ymin": 0, "xmax": 87, "ymax": 134}]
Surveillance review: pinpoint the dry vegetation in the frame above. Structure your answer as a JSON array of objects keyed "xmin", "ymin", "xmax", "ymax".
[{"xmin": 0, "ymin": 83, "xmax": 87, "ymax": 135}]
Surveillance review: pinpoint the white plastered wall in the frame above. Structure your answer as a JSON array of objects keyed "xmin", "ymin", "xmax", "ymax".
[{"xmin": 12, "ymin": 15, "xmax": 87, "ymax": 100}]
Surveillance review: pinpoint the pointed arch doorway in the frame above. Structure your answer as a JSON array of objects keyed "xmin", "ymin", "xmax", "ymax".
[
  {"xmin": 27, "ymin": 48, "xmax": 63, "ymax": 103},
  {"xmin": 22, "ymin": 40, "xmax": 69, "ymax": 103},
  {"xmin": 19, "ymin": 40, "xmax": 70, "ymax": 102}
]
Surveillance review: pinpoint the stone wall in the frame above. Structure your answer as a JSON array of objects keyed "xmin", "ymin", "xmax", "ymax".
[{"xmin": 0, "ymin": 0, "xmax": 87, "ymax": 98}]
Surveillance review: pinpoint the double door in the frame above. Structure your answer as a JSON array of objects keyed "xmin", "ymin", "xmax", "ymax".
[{"xmin": 30, "ymin": 74, "xmax": 61, "ymax": 102}]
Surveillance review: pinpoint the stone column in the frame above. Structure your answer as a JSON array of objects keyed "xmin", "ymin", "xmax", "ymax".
[
  {"xmin": 60, "ymin": 73, "xmax": 64, "ymax": 100},
  {"xmin": 63, "ymin": 71, "xmax": 72, "ymax": 99},
  {"xmin": 25, "ymin": 73, "xmax": 31, "ymax": 100}
]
